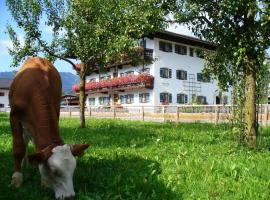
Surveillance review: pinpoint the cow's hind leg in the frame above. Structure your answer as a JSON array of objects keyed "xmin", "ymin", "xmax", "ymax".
[{"xmin": 10, "ymin": 113, "xmax": 25, "ymax": 188}]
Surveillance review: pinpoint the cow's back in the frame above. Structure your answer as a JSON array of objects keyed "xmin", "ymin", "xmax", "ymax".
[
  {"xmin": 10, "ymin": 57, "xmax": 61, "ymax": 112},
  {"xmin": 9, "ymin": 57, "xmax": 62, "ymax": 150}
]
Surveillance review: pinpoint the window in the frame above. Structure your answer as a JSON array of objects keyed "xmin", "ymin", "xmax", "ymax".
[
  {"xmin": 175, "ymin": 44, "xmax": 187, "ymax": 55},
  {"xmin": 189, "ymin": 48, "xmax": 194, "ymax": 57},
  {"xmin": 125, "ymin": 94, "xmax": 134, "ymax": 104},
  {"xmin": 125, "ymin": 71, "xmax": 134, "ymax": 75},
  {"xmin": 89, "ymin": 98, "xmax": 95, "ymax": 106},
  {"xmin": 177, "ymin": 94, "xmax": 188, "ymax": 104},
  {"xmin": 120, "ymin": 94, "xmax": 134, "ymax": 104},
  {"xmin": 160, "ymin": 93, "xmax": 172, "ymax": 104},
  {"xmin": 0, "ymin": 104, "xmax": 4, "ymax": 108},
  {"xmin": 139, "ymin": 93, "xmax": 150, "ymax": 103},
  {"xmin": 176, "ymin": 70, "xmax": 187, "ymax": 80},
  {"xmin": 141, "ymin": 68, "xmax": 150, "ymax": 74},
  {"xmin": 89, "ymin": 78, "xmax": 96, "ymax": 82},
  {"xmin": 120, "ymin": 73, "xmax": 125, "ymax": 77},
  {"xmin": 100, "ymin": 75, "xmax": 111, "ymax": 81},
  {"xmin": 197, "ymin": 96, "xmax": 207, "ymax": 104},
  {"xmin": 197, "ymin": 73, "xmax": 210, "ymax": 82},
  {"xmin": 196, "ymin": 49, "xmax": 204, "ymax": 58},
  {"xmin": 159, "ymin": 41, "xmax": 172, "ymax": 52},
  {"xmin": 140, "ymin": 39, "xmax": 146, "ymax": 48},
  {"xmin": 0, "ymin": 92, "xmax": 4, "ymax": 96},
  {"xmin": 160, "ymin": 68, "xmax": 172, "ymax": 78},
  {"xmin": 99, "ymin": 97, "xmax": 110, "ymax": 105}
]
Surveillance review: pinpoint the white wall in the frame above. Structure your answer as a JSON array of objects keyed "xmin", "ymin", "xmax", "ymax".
[
  {"xmin": 152, "ymin": 38, "xmax": 231, "ymax": 105},
  {"xmin": 0, "ymin": 89, "xmax": 9, "ymax": 107}
]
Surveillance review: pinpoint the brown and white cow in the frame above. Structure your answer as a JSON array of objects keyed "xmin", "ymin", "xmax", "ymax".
[{"xmin": 9, "ymin": 57, "xmax": 89, "ymax": 199}]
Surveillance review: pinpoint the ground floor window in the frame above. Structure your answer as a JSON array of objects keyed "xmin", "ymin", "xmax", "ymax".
[
  {"xmin": 99, "ymin": 97, "xmax": 110, "ymax": 105},
  {"xmin": 0, "ymin": 104, "xmax": 4, "ymax": 108},
  {"xmin": 177, "ymin": 93, "xmax": 188, "ymax": 104},
  {"xmin": 120, "ymin": 94, "xmax": 134, "ymax": 104},
  {"xmin": 0, "ymin": 92, "xmax": 4, "ymax": 96},
  {"xmin": 89, "ymin": 98, "xmax": 95, "ymax": 106},
  {"xmin": 139, "ymin": 93, "xmax": 150, "ymax": 103},
  {"xmin": 197, "ymin": 96, "xmax": 207, "ymax": 104},
  {"xmin": 160, "ymin": 93, "xmax": 172, "ymax": 104}
]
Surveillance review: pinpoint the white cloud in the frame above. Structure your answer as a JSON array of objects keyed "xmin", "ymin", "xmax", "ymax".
[
  {"xmin": 0, "ymin": 40, "xmax": 13, "ymax": 56},
  {"xmin": 166, "ymin": 23, "xmax": 195, "ymax": 37}
]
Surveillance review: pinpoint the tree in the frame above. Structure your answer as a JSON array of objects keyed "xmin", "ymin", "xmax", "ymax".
[
  {"xmin": 170, "ymin": 0, "xmax": 270, "ymax": 148},
  {"xmin": 6, "ymin": 0, "xmax": 169, "ymax": 128}
]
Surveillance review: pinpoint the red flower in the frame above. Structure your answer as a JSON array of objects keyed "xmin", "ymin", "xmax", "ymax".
[{"xmin": 72, "ymin": 73, "xmax": 154, "ymax": 92}]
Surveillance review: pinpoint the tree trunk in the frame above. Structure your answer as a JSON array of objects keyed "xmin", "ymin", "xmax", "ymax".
[
  {"xmin": 244, "ymin": 62, "xmax": 257, "ymax": 148},
  {"xmin": 79, "ymin": 66, "xmax": 86, "ymax": 128}
]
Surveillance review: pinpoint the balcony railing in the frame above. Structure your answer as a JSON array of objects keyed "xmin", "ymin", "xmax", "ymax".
[{"xmin": 72, "ymin": 73, "xmax": 154, "ymax": 93}]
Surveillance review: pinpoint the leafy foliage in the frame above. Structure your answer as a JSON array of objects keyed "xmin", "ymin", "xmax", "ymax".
[{"xmin": 171, "ymin": 0, "xmax": 270, "ymax": 147}]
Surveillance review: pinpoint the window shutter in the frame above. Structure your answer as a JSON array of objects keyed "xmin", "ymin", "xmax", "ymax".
[
  {"xmin": 139, "ymin": 94, "xmax": 142, "ymax": 103},
  {"xmin": 160, "ymin": 93, "xmax": 164, "ymax": 103},
  {"xmin": 185, "ymin": 95, "xmax": 188, "ymax": 103},
  {"xmin": 160, "ymin": 68, "xmax": 164, "ymax": 78},
  {"xmin": 146, "ymin": 94, "xmax": 150, "ymax": 103},
  {"xmin": 169, "ymin": 69, "xmax": 172, "ymax": 78},
  {"xmin": 131, "ymin": 95, "xmax": 134, "ymax": 104},
  {"xmin": 184, "ymin": 71, "xmax": 187, "ymax": 80},
  {"xmin": 177, "ymin": 94, "xmax": 180, "ymax": 103},
  {"xmin": 176, "ymin": 70, "xmax": 179, "ymax": 79},
  {"xmin": 169, "ymin": 94, "xmax": 172, "ymax": 103},
  {"xmin": 197, "ymin": 73, "xmax": 202, "ymax": 82}
]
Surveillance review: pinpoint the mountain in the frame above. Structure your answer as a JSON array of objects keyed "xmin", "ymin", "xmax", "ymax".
[{"xmin": 0, "ymin": 71, "xmax": 79, "ymax": 93}]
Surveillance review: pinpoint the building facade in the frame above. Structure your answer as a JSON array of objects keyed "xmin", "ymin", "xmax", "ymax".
[
  {"xmin": 73, "ymin": 31, "xmax": 231, "ymax": 107},
  {"xmin": 0, "ymin": 78, "xmax": 12, "ymax": 108}
]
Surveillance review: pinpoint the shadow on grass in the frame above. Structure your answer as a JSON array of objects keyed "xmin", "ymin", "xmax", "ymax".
[
  {"xmin": 0, "ymin": 152, "xmax": 179, "ymax": 200},
  {"xmin": 74, "ymin": 155, "xmax": 179, "ymax": 199}
]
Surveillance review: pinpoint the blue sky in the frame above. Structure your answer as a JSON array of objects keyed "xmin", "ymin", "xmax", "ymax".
[{"xmin": 0, "ymin": 2, "xmax": 76, "ymax": 74}]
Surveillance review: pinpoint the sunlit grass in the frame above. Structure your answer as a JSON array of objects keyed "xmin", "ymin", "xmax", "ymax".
[{"xmin": 1, "ymin": 113, "xmax": 270, "ymax": 199}]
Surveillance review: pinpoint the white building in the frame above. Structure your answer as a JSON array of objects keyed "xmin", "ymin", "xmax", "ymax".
[
  {"xmin": 0, "ymin": 78, "xmax": 12, "ymax": 108},
  {"xmin": 73, "ymin": 31, "xmax": 231, "ymax": 107}
]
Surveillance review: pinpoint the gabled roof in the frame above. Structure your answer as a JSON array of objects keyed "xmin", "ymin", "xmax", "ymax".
[
  {"xmin": 0, "ymin": 78, "xmax": 12, "ymax": 89},
  {"xmin": 149, "ymin": 30, "xmax": 217, "ymax": 50}
]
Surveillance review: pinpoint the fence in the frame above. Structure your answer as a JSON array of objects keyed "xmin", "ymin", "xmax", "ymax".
[
  {"xmin": 59, "ymin": 104, "xmax": 270, "ymax": 124},
  {"xmin": 2, "ymin": 104, "xmax": 269, "ymax": 124}
]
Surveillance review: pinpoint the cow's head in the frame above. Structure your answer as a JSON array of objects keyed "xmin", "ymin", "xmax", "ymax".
[{"xmin": 28, "ymin": 144, "xmax": 89, "ymax": 199}]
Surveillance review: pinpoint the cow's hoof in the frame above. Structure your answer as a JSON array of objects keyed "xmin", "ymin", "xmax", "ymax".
[
  {"xmin": 11, "ymin": 172, "xmax": 23, "ymax": 188},
  {"xmin": 41, "ymin": 178, "xmax": 50, "ymax": 188}
]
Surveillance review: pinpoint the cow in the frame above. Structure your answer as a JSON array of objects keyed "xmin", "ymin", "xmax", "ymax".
[{"xmin": 9, "ymin": 57, "xmax": 89, "ymax": 199}]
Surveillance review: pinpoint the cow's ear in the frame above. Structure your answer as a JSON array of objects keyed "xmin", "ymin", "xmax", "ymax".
[
  {"xmin": 71, "ymin": 144, "xmax": 90, "ymax": 157},
  {"xmin": 28, "ymin": 144, "xmax": 55, "ymax": 165}
]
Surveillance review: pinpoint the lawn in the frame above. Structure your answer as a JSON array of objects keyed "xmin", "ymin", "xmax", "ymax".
[{"xmin": 1, "ymin": 113, "xmax": 270, "ymax": 200}]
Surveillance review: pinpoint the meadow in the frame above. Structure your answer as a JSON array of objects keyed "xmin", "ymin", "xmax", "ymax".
[{"xmin": 1, "ymin": 113, "xmax": 270, "ymax": 199}]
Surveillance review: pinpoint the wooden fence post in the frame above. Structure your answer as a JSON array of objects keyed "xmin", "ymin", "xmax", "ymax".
[
  {"xmin": 215, "ymin": 105, "xmax": 219, "ymax": 124},
  {"xmin": 113, "ymin": 105, "xmax": 116, "ymax": 119},
  {"xmin": 142, "ymin": 106, "xmax": 145, "ymax": 121},
  {"xmin": 176, "ymin": 106, "xmax": 179, "ymax": 122},
  {"xmin": 163, "ymin": 106, "xmax": 166, "ymax": 122},
  {"xmin": 89, "ymin": 107, "xmax": 91, "ymax": 118},
  {"xmin": 265, "ymin": 104, "xmax": 268, "ymax": 125},
  {"xmin": 69, "ymin": 106, "xmax": 71, "ymax": 118}
]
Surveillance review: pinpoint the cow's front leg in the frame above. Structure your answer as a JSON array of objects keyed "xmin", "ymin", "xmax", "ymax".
[{"xmin": 10, "ymin": 113, "xmax": 25, "ymax": 187}]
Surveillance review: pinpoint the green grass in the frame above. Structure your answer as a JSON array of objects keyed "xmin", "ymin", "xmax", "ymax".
[{"xmin": 1, "ymin": 113, "xmax": 270, "ymax": 199}]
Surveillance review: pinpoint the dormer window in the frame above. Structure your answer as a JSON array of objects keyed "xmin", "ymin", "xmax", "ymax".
[
  {"xmin": 160, "ymin": 68, "xmax": 172, "ymax": 78},
  {"xmin": 159, "ymin": 41, "xmax": 172, "ymax": 52}
]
